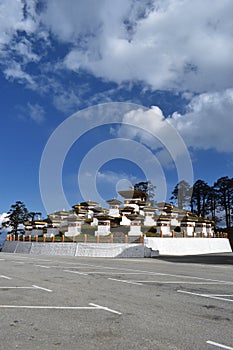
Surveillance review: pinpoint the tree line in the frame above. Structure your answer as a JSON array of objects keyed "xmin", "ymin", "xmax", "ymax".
[{"xmin": 170, "ymin": 176, "xmax": 233, "ymax": 228}]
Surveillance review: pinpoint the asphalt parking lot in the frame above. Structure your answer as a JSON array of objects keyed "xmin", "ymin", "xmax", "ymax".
[{"xmin": 0, "ymin": 252, "xmax": 233, "ymax": 350}]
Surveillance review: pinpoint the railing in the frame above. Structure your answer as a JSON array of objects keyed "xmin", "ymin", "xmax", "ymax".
[
  {"xmin": 5, "ymin": 231, "xmax": 228, "ymax": 244},
  {"xmin": 6, "ymin": 233, "xmax": 140, "ymax": 244}
]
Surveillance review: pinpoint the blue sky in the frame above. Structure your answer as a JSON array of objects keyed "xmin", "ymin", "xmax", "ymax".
[{"xmin": 1, "ymin": 0, "xmax": 233, "ymax": 217}]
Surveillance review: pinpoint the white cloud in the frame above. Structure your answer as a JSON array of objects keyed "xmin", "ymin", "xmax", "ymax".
[
  {"xmin": 46, "ymin": 0, "xmax": 233, "ymax": 93},
  {"xmin": 97, "ymin": 170, "xmax": 140, "ymax": 202},
  {"xmin": 42, "ymin": 0, "xmax": 103, "ymax": 43},
  {"xmin": 17, "ymin": 102, "xmax": 45, "ymax": 123},
  {"xmin": 3, "ymin": 61, "xmax": 36, "ymax": 88},
  {"xmin": 0, "ymin": 0, "xmax": 232, "ymax": 95},
  {"xmin": 13, "ymin": 38, "xmax": 40, "ymax": 64},
  {"xmin": 0, "ymin": 0, "xmax": 233, "ymax": 134},
  {"xmin": 0, "ymin": 0, "xmax": 42, "ymax": 89},
  {"xmin": 97, "ymin": 170, "xmax": 139, "ymax": 186},
  {"xmin": 115, "ymin": 106, "xmax": 191, "ymax": 170},
  {"xmin": 115, "ymin": 91, "xmax": 233, "ymax": 157},
  {"xmin": 170, "ymin": 89, "xmax": 233, "ymax": 152},
  {"xmin": 0, "ymin": 0, "xmax": 39, "ymax": 50},
  {"xmin": 0, "ymin": 0, "xmax": 28, "ymax": 47},
  {"xmin": 115, "ymin": 107, "xmax": 169, "ymax": 163},
  {"xmin": 27, "ymin": 103, "xmax": 45, "ymax": 123},
  {"xmin": 0, "ymin": 213, "xmax": 9, "ymax": 229},
  {"xmin": 53, "ymin": 89, "xmax": 82, "ymax": 114}
]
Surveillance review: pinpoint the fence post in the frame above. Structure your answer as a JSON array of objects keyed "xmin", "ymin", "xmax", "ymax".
[
  {"xmin": 84, "ymin": 234, "xmax": 87, "ymax": 243},
  {"xmin": 139, "ymin": 234, "xmax": 143, "ymax": 244},
  {"xmin": 109, "ymin": 234, "xmax": 113, "ymax": 243},
  {"xmin": 172, "ymin": 230, "xmax": 174, "ymax": 238},
  {"xmin": 124, "ymin": 234, "xmax": 128, "ymax": 244},
  {"xmin": 96, "ymin": 234, "xmax": 99, "ymax": 243},
  {"xmin": 61, "ymin": 234, "xmax": 64, "ymax": 243},
  {"xmin": 183, "ymin": 230, "xmax": 186, "ymax": 238}
]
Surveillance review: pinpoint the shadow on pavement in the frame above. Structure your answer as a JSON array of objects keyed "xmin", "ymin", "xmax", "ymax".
[{"xmin": 154, "ymin": 253, "xmax": 233, "ymax": 265}]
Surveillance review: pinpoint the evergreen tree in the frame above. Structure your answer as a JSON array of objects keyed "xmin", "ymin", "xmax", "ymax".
[
  {"xmin": 133, "ymin": 181, "xmax": 156, "ymax": 203},
  {"xmin": 1, "ymin": 201, "xmax": 29, "ymax": 234},
  {"xmin": 191, "ymin": 179, "xmax": 210, "ymax": 217},
  {"xmin": 28, "ymin": 211, "xmax": 42, "ymax": 222},
  {"xmin": 170, "ymin": 180, "xmax": 192, "ymax": 209},
  {"xmin": 205, "ymin": 185, "xmax": 219, "ymax": 222},
  {"xmin": 214, "ymin": 176, "xmax": 233, "ymax": 228}
]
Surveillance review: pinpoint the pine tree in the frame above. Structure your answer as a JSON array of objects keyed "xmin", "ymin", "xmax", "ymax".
[
  {"xmin": 170, "ymin": 180, "xmax": 192, "ymax": 209},
  {"xmin": 1, "ymin": 201, "xmax": 29, "ymax": 234}
]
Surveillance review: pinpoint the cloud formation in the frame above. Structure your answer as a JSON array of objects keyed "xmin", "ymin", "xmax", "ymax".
[
  {"xmin": 97, "ymin": 170, "xmax": 139, "ymax": 187},
  {"xmin": 17, "ymin": 102, "xmax": 46, "ymax": 124},
  {"xmin": 170, "ymin": 89, "xmax": 233, "ymax": 152},
  {"xmin": 53, "ymin": 0, "xmax": 233, "ymax": 93},
  {"xmin": 0, "ymin": 0, "xmax": 233, "ymax": 94},
  {"xmin": 27, "ymin": 103, "xmax": 45, "ymax": 123},
  {"xmin": 118, "ymin": 90, "xmax": 233, "ymax": 155},
  {"xmin": 0, "ymin": 0, "xmax": 233, "ymax": 154}
]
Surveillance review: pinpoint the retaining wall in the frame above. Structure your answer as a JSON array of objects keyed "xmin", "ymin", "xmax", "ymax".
[
  {"xmin": 30, "ymin": 243, "xmax": 77, "ymax": 256},
  {"xmin": 144, "ymin": 237, "xmax": 232, "ymax": 256},
  {"xmin": 2, "ymin": 241, "xmax": 19, "ymax": 253},
  {"xmin": 75, "ymin": 243, "xmax": 145, "ymax": 258},
  {"xmin": 1, "ymin": 242, "xmax": 145, "ymax": 258},
  {"xmin": 1, "ymin": 238, "xmax": 232, "ymax": 257}
]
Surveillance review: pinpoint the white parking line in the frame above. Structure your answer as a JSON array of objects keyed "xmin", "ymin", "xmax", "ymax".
[
  {"xmin": 85, "ymin": 272, "xmax": 155, "ymax": 275},
  {"xmin": 32, "ymin": 285, "xmax": 53, "ymax": 292},
  {"xmin": 206, "ymin": 340, "xmax": 233, "ymax": 349},
  {"xmin": 207, "ymin": 295, "xmax": 233, "ymax": 297},
  {"xmin": 59, "ymin": 262, "xmax": 233, "ymax": 285},
  {"xmin": 34, "ymin": 265, "xmax": 50, "ymax": 269},
  {"xmin": 0, "ymin": 303, "xmax": 122, "ymax": 314},
  {"xmin": 0, "ymin": 285, "xmax": 52, "ymax": 292},
  {"xmin": 64, "ymin": 270, "xmax": 88, "ymax": 276},
  {"xmin": 108, "ymin": 278, "xmax": 142, "ymax": 286},
  {"xmin": 0, "ymin": 286, "xmax": 34, "ymax": 290},
  {"xmin": 177, "ymin": 290, "xmax": 233, "ymax": 303},
  {"xmin": 136, "ymin": 281, "xmax": 230, "ymax": 285},
  {"xmin": 89, "ymin": 303, "xmax": 122, "ymax": 315},
  {"xmin": 0, "ymin": 275, "xmax": 12, "ymax": 280},
  {"xmin": 152, "ymin": 274, "xmax": 233, "ymax": 285}
]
